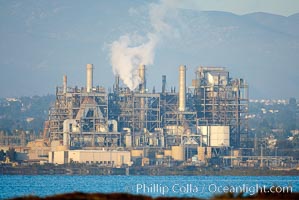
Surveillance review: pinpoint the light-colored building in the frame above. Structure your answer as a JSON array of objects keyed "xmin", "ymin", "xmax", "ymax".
[
  {"xmin": 49, "ymin": 150, "xmax": 132, "ymax": 167},
  {"xmin": 27, "ymin": 139, "xmax": 51, "ymax": 161},
  {"xmin": 198, "ymin": 126, "xmax": 230, "ymax": 147}
]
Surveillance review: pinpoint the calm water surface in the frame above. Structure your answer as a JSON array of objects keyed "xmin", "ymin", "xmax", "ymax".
[{"xmin": 0, "ymin": 175, "xmax": 298, "ymax": 199}]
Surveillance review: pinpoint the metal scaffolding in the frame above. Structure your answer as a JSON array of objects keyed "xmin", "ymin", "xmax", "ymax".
[{"xmin": 47, "ymin": 65, "xmax": 249, "ymax": 151}]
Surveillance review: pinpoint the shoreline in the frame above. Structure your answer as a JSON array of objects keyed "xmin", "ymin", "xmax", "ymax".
[{"xmin": 1, "ymin": 164, "xmax": 298, "ymax": 176}]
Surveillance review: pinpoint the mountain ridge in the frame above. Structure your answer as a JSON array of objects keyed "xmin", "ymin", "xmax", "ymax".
[{"xmin": 0, "ymin": 2, "xmax": 298, "ymax": 99}]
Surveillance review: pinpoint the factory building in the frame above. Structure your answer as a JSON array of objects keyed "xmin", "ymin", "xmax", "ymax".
[
  {"xmin": 44, "ymin": 64, "xmax": 249, "ymax": 165},
  {"xmin": 49, "ymin": 150, "xmax": 131, "ymax": 167}
]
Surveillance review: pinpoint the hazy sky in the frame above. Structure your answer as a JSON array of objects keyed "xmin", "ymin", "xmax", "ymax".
[
  {"xmin": 181, "ymin": 0, "xmax": 299, "ymax": 16},
  {"xmin": 0, "ymin": 0, "xmax": 298, "ymax": 99}
]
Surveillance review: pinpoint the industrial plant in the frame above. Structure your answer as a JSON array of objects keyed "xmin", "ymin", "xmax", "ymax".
[{"xmin": 45, "ymin": 63, "xmax": 255, "ymax": 167}]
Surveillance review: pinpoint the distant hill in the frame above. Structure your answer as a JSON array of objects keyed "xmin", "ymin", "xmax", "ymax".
[
  {"xmin": 0, "ymin": 1, "xmax": 298, "ymax": 98},
  {"xmin": 154, "ymin": 10, "xmax": 299, "ymax": 99},
  {"xmin": 0, "ymin": 95, "xmax": 55, "ymax": 132}
]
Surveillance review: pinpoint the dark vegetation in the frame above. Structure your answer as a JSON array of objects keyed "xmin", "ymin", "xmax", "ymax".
[
  {"xmin": 0, "ymin": 95, "xmax": 55, "ymax": 133},
  {"xmin": 8, "ymin": 190, "xmax": 299, "ymax": 200},
  {"xmin": 0, "ymin": 147, "xmax": 17, "ymax": 161}
]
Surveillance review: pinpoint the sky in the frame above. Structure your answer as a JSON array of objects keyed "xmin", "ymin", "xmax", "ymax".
[{"xmin": 0, "ymin": 0, "xmax": 298, "ymax": 99}]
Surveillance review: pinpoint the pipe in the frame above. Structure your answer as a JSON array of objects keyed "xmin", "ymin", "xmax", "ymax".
[
  {"xmin": 86, "ymin": 64, "xmax": 93, "ymax": 93},
  {"xmin": 63, "ymin": 75, "xmax": 67, "ymax": 94},
  {"xmin": 179, "ymin": 65, "xmax": 186, "ymax": 112}
]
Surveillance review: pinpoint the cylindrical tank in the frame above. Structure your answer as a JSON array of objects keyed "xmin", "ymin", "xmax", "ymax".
[
  {"xmin": 171, "ymin": 146, "xmax": 185, "ymax": 161},
  {"xmin": 178, "ymin": 65, "xmax": 186, "ymax": 112},
  {"xmin": 125, "ymin": 135, "xmax": 132, "ymax": 148},
  {"xmin": 124, "ymin": 128, "xmax": 132, "ymax": 147},
  {"xmin": 86, "ymin": 64, "xmax": 93, "ymax": 93}
]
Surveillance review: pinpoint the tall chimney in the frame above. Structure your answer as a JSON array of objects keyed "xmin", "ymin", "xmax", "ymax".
[
  {"xmin": 139, "ymin": 64, "xmax": 146, "ymax": 131},
  {"xmin": 86, "ymin": 64, "xmax": 93, "ymax": 93},
  {"xmin": 179, "ymin": 65, "xmax": 186, "ymax": 112},
  {"xmin": 63, "ymin": 75, "xmax": 67, "ymax": 94},
  {"xmin": 114, "ymin": 74, "xmax": 120, "ymax": 93},
  {"xmin": 139, "ymin": 64, "xmax": 146, "ymax": 93},
  {"xmin": 162, "ymin": 75, "xmax": 166, "ymax": 93}
]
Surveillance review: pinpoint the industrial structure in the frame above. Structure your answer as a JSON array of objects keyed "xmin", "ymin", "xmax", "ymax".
[{"xmin": 45, "ymin": 63, "xmax": 251, "ymax": 166}]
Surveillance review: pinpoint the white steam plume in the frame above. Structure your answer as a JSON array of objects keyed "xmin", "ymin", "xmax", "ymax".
[{"xmin": 110, "ymin": 0, "xmax": 177, "ymax": 90}]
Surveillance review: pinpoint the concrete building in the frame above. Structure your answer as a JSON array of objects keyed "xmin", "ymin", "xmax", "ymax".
[{"xmin": 48, "ymin": 150, "xmax": 132, "ymax": 167}]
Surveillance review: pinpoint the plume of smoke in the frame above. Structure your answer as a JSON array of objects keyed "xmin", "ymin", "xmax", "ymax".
[{"xmin": 110, "ymin": 0, "xmax": 177, "ymax": 90}]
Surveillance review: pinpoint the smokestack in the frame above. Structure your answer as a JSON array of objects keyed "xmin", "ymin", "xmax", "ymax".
[
  {"xmin": 63, "ymin": 75, "xmax": 67, "ymax": 94},
  {"xmin": 86, "ymin": 64, "xmax": 93, "ymax": 93},
  {"xmin": 139, "ymin": 64, "xmax": 146, "ymax": 93},
  {"xmin": 178, "ymin": 65, "xmax": 186, "ymax": 112},
  {"xmin": 162, "ymin": 75, "xmax": 166, "ymax": 93},
  {"xmin": 139, "ymin": 64, "xmax": 146, "ymax": 131},
  {"xmin": 114, "ymin": 74, "xmax": 120, "ymax": 93}
]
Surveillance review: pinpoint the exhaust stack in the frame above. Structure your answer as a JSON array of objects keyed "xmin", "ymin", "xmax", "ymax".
[
  {"xmin": 114, "ymin": 74, "xmax": 120, "ymax": 93},
  {"xmin": 178, "ymin": 65, "xmax": 186, "ymax": 112},
  {"xmin": 86, "ymin": 64, "xmax": 93, "ymax": 93},
  {"xmin": 63, "ymin": 75, "xmax": 67, "ymax": 94},
  {"xmin": 139, "ymin": 64, "xmax": 146, "ymax": 130},
  {"xmin": 162, "ymin": 75, "xmax": 166, "ymax": 93},
  {"xmin": 139, "ymin": 64, "xmax": 146, "ymax": 93}
]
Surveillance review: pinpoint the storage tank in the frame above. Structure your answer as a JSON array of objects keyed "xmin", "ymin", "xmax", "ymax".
[
  {"xmin": 124, "ymin": 128, "xmax": 132, "ymax": 147},
  {"xmin": 198, "ymin": 126, "xmax": 230, "ymax": 147},
  {"xmin": 171, "ymin": 146, "xmax": 185, "ymax": 161}
]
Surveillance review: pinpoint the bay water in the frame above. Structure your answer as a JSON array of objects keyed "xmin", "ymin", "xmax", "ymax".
[{"xmin": 0, "ymin": 175, "xmax": 298, "ymax": 199}]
